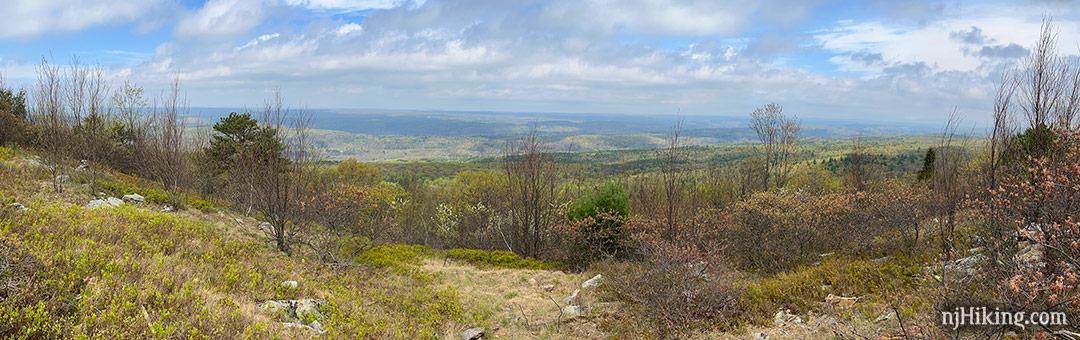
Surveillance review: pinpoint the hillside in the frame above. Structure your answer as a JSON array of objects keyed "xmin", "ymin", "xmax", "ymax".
[{"xmin": 0, "ymin": 146, "xmax": 941, "ymax": 339}]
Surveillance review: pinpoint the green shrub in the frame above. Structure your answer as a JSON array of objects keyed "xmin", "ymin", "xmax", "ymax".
[
  {"xmin": 356, "ymin": 244, "xmax": 430, "ymax": 272},
  {"xmin": 740, "ymin": 254, "xmax": 926, "ymax": 325},
  {"xmin": 561, "ymin": 181, "xmax": 630, "ymax": 268},
  {"xmin": 442, "ymin": 248, "xmax": 556, "ymax": 270}
]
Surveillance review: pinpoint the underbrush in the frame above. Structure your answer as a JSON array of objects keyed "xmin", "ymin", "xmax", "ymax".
[
  {"xmin": 442, "ymin": 248, "xmax": 556, "ymax": 270},
  {"xmin": 741, "ymin": 254, "xmax": 929, "ymax": 325},
  {"xmin": 0, "ymin": 201, "xmax": 476, "ymax": 338},
  {"xmin": 94, "ymin": 177, "xmax": 214, "ymax": 212}
]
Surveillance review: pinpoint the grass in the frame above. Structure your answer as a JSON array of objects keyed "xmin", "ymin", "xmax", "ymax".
[{"xmin": 0, "ymin": 157, "xmax": 480, "ymax": 339}]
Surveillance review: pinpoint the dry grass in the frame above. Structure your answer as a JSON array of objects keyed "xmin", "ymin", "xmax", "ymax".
[{"xmin": 420, "ymin": 258, "xmax": 611, "ymax": 339}]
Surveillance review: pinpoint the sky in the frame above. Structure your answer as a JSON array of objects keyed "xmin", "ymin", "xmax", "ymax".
[{"xmin": 1, "ymin": 0, "xmax": 1079, "ymax": 125}]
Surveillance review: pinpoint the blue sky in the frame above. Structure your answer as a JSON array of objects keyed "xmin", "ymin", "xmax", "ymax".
[{"xmin": 1, "ymin": 0, "xmax": 1079, "ymax": 124}]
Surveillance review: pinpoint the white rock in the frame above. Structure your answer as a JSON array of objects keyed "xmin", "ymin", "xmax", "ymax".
[
  {"xmin": 753, "ymin": 332, "xmax": 769, "ymax": 340},
  {"xmin": 561, "ymin": 305, "xmax": 586, "ymax": 318},
  {"xmin": 85, "ymin": 197, "xmax": 123, "ymax": 209},
  {"xmin": 282, "ymin": 281, "xmax": 298, "ymax": 289},
  {"xmin": 122, "ymin": 193, "xmax": 145, "ymax": 204},
  {"xmin": 461, "ymin": 327, "xmax": 484, "ymax": 340},
  {"xmin": 562, "ymin": 289, "xmax": 581, "ymax": 305},
  {"xmin": 581, "ymin": 274, "xmax": 602, "ymax": 289}
]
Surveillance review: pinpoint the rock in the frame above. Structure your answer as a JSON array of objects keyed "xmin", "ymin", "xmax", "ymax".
[
  {"xmin": 814, "ymin": 315, "xmax": 839, "ymax": 328},
  {"xmin": 122, "ymin": 193, "xmax": 145, "ymax": 204},
  {"xmin": 258, "ymin": 299, "xmax": 326, "ymax": 322},
  {"xmin": 76, "ymin": 160, "xmax": 89, "ymax": 170},
  {"xmin": 85, "ymin": 197, "xmax": 123, "ymax": 209},
  {"xmin": 282, "ymin": 281, "xmax": 298, "ymax": 289},
  {"xmin": 528, "ymin": 278, "xmax": 538, "ymax": 288},
  {"xmin": 539, "ymin": 284, "xmax": 554, "ymax": 292},
  {"xmin": 581, "ymin": 274, "xmax": 602, "ymax": 290},
  {"xmin": 282, "ymin": 322, "xmax": 326, "ymax": 335},
  {"xmin": 6, "ymin": 202, "xmax": 27, "ymax": 211},
  {"xmin": 561, "ymin": 305, "xmax": 586, "ymax": 319},
  {"xmin": 160, "ymin": 206, "xmax": 174, "ymax": 213},
  {"xmin": 461, "ymin": 327, "xmax": 484, "ymax": 340},
  {"xmin": 294, "ymin": 299, "xmax": 324, "ymax": 320},
  {"xmin": 774, "ymin": 310, "xmax": 803, "ymax": 325},
  {"xmin": 944, "ymin": 253, "xmax": 987, "ymax": 277},
  {"xmin": 259, "ymin": 222, "xmax": 274, "ymax": 232},
  {"xmin": 825, "ymin": 294, "xmax": 858, "ymax": 308},
  {"xmin": 55, "ymin": 175, "xmax": 70, "ymax": 184},
  {"xmin": 752, "ymin": 332, "xmax": 769, "ymax": 340},
  {"xmin": 563, "ymin": 289, "xmax": 581, "ymax": 305},
  {"xmin": 1017, "ymin": 243, "xmax": 1045, "ymax": 269},
  {"xmin": 875, "ymin": 311, "xmax": 894, "ymax": 323}
]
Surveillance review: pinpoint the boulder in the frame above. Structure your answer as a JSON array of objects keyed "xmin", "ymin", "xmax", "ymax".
[
  {"xmin": 76, "ymin": 160, "xmax": 89, "ymax": 170},
  {"xmin": 561, "ymin": 305, "xmax": 586, "ymax": 319},
  {"xmin": 943, "ymin": 253, "xmax": 987, "ymax": 277},
  {"xmin": 539, "ymin": 284, "xmax": 554, "ymax": 292},
  {"xmin": 562, "ymin": 289, "xmax": 580, "ymax": 305},
  {"xmin": 581, "ymin": 274, "xmax": 602, "ymax": 290},
  {"xmin": 282, "ymin": 321, "xmax": 326, "ymax": 335},
  {"xmin": 259, "ymin": 222, "xmax": 274, "ymax": 233},
  {"xmin": 85, "ymin": 197, "xmax": 123, "ymax": 209},
  {"xmin": 753, "ymin": 332, "xmax": 769, "ymax": 340},
  {"xmin": 55, "ymin": 175, "xmax": 70, "ymax": 184},
  {"xmin": 461, "ymin": 327, "xmax": 484, "ymax": 340},
  {"xmin": 6, "ymin": 202, "xmax": 27, "ymax": 211},
  {"xmin": 774, "ymin": 310, "xmax": 803, "ymax": 325},
  {"xmin": 122, "ymin": 193, "xmax": 145, "ymax": 204},
  {"xmin": 258, "ymin": 299, "xmax": 326, "ymax": 322},
  {"xmin": 282, "ymin": 281, "xmax": 298, "ymax": 289}
]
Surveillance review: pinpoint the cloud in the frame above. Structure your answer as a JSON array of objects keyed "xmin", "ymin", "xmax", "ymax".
[
  {"xmin": 284, "ymin": 0, "xmax": 406, "ymax": 11},
  {"xmin": 175, "ymin": 0, "xmax": 272, "ymax": 40},
  {"xmin": 977, "ymin": 43, "xmax": 1029, "ymax": 59},
  {"xmin": 0, "ymin": 0, "xmax": 165, "ymax": 39},
  {"xmin": 950, "ymin": 26, "xmax": 988, "ymax": 45}
]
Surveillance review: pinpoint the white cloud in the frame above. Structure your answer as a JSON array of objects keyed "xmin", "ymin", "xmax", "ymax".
[
  {"xmin": 0, "ymin": 0, "xmax": 164, "ymax": 39},
  {"xmin": 175, "ymin": 0, "xmax": 271, "ymax": 40},
  {"xmin": 284, "ymin": 0, "xmax": 405, "ymax": 11}
]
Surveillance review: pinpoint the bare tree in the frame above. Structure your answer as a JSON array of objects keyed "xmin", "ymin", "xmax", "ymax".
[
  {"xmin": 843, "ymin": 134, "xmax": 876, "ymax": 191},
  {"xmin": 245, "ymin": 89, "xmax": 313, "ymax": 253},
  {"xmin": 500, "ymin": 124, "xmax": 561, "ymax": 258},
  {"xmin": 932, "ymin": 109, "xmax": 970, "ymax": 257},
  {"xmin": 749, "ymin": 102, "xmax": 801, "ymax": 190},
  {"xmin": 32, "ymin": 56, "xmax": 69, "ymax": 193},
  {"xmin": 987, "ymin": 72, "xmax": 1018, "ymax": 191},
  {"xmin": 659, "ymin": 120, "xmax": 686, "ymax": 240},
  {"xmin": 146, "ymin": 75, "xmax": 189, "ymax": 209}
]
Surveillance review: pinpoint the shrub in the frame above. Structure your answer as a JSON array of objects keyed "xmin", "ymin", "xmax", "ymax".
[
  {"xmin": 356, "ymin": 244, "xmax": 430, "ymax": 272},
  {"xmin": 560, "ymin": 181, "xmax": 630, "ymax": 269},
  {"xmin": 442, "ymin": 248, "xmax": 555, "ymax": 270}
]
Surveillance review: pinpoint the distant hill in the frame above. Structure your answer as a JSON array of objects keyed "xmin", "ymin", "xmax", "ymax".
[{"xmin": 186, "ymin": 108, "xmax": 943, "ymax": 161}]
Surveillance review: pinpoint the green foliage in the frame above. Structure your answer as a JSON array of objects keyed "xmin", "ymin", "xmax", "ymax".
[
  {"xmin": 567, "ymin": 181, "xmax": 630, "ymax": 221},
  {"xmin": 740, "ymin": 254, "xmax": 926, "ymax": 325},
  {"xmin": 201, "ymin": 112, "xmax": 285, "ymax": 187},
  {"xmin": 332, "ymin": 158, "xmax": 381, "ymax": 187},
  {"xmin": 0, "ymin": 87, "xmax": 27, "ymax": 121},
  {"xmin": 916, "ymin": 148, "xmax": 935, "ymax": 180},
  {"xmin": 442, "ymin": 249, "xmax": 555, "ymax": 270}
]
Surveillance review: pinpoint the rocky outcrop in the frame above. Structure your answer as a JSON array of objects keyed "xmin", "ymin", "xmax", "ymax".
[
  {"xmin": 122, "ymin": 193, "xmax": 145, "ymax": 204},
  {"xmin": 581, "ymin": 274, "xmax": 602, "ymax": 290},
  {"xmin": 461, "ymin": 327, "xmax": 484, "ymax": 340},
  {"xmin": 85, "ymin": 197, "xmax": 123, "ymax": 209}
]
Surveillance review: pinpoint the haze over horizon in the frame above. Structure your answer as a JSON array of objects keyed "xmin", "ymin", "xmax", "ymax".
[{"xmin": 2, "ymin": 0, "xmax": 1079, "ymax": 126}]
